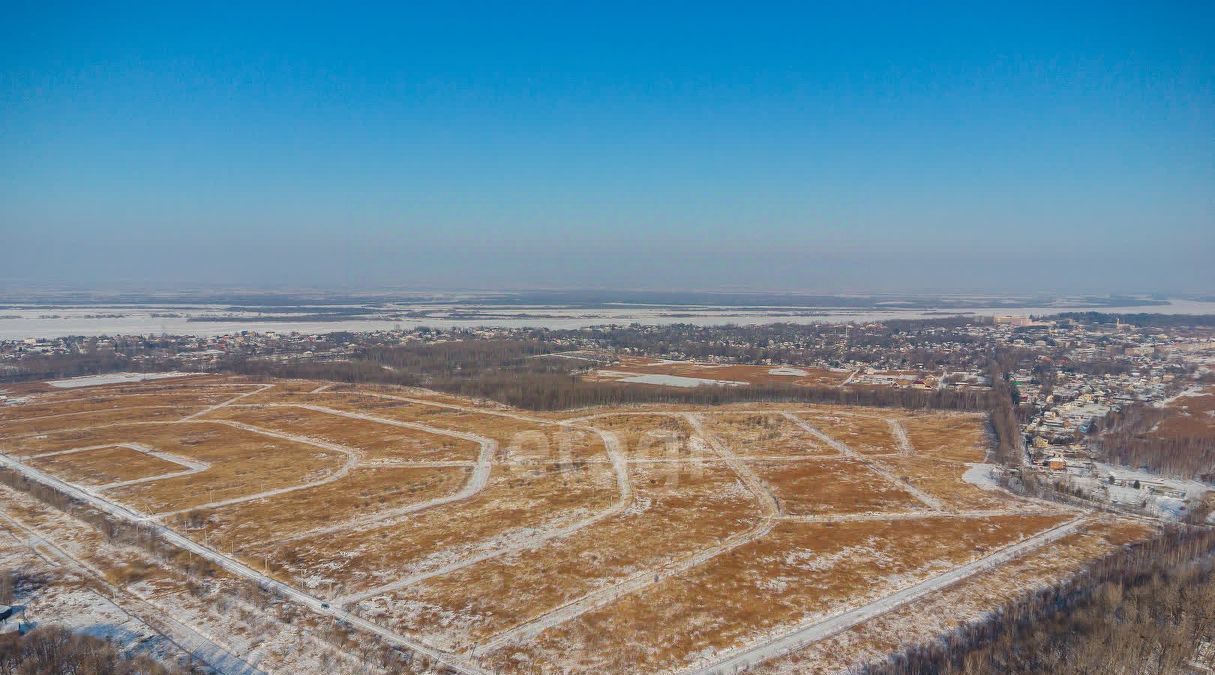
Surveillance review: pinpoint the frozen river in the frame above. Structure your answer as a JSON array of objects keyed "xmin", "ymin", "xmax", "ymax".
[{"xmin": 2, "ymin": 299, "xmax": 1214, "ymax": 340}]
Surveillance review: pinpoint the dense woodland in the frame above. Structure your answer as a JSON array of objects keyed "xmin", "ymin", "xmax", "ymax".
[{"xmin": 863, "ymin": 526, "xmax": 1215, "ymax": 675}]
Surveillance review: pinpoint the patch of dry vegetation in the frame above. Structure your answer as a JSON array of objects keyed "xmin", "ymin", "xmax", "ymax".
[
  {"xmin": 589, "ymin": 414, "xmax": 701, "ymax": 459},
  {"xmin": 0, "ymin": 386, "xmax": 252, "ymax": 424},
  {"xmin": 1, "ymin": 405, "xmax": 192, "ymax": 437},
  {"xmin": 884, "ymin": 455, "xmax": 1016, "ymax": 511}
]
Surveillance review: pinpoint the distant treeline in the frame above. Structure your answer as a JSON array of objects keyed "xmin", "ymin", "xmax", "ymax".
[
  {"xmin": 1050, "ymin": 312, "xmax": 1215, "ymax": 328},
  {"xmin": 862, "ymin": 525, "xmax": 1215, "ymax": 675}
]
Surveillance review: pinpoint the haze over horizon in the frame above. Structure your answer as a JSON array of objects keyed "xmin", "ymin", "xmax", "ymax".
[{"xmin": 3, "ymin": 2, "xmax": 1213, "ymax": 294}]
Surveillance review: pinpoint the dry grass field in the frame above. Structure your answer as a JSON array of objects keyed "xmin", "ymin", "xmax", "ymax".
[
  {"xmin": 0, "ymin": 375, "xmax": 1154, "ymax": 673},
  {"xmin": 700, "ymin": 413, "xmax": 836, "ymax": 457},
  {"xmin": 748, "ymin": 458, "xmax": 924, "ymax": 515},
  {"xmin": 26, "ymin": 445, "xmax": 189, "ymax": 487},
  {"xmin": 797, "ymin": 412, "xmax": 900, "ymax": 454}
]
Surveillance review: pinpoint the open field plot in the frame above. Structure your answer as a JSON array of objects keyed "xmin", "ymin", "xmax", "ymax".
[
  {"xmin": 90, "ymin": 422, "xmax": 345, "ymax": 514},
  {"xmin": 166, "ymin": 465, "xmax": 471, "ymax": 550},
  {"xmin": 0, "ymin": 376, "xmax": 1153, "ymax": 673},
  {"xmin": 748, "ymin": 458, "xmax": 925, "ymax": 515},
  {"xmin": 354, "ymin": 460, "xmax": 762, "ymax": 649},
  {"xmin": 480, "ymin": 514, "xmax": 1070, "ymax": 672},
  {"xmin": 297, "ymin": 391, "xmax": 611, "ymax": 460},
  {"xmin": 797, "ymin": 412, "xmax": 901, "ymax": 454},
  {"xmin": 588, "ymin": 413, "xmax": 703, "ymax": 459},
  {"xmin": 301, "ymin": 392, "xmax": 612, "ymax": 464},
  {"xmin": 1, "ymin": 404, "xmax": 193, "ymax": 437},
  {"xmin": 898, "ymin": 412, "xmax": 989, "ymax": 462},
  {"xmin": 25, "ymin": 445, "xmax": 191, "ymax": 488},
  {"xmin": 210, "ymin": 403, "xmax": 483, "ymax": 463},
  {"xmin": 2, "ymin": 422, "xmax": 190, "ymax": 456},
  {"xmin": 699, "ymin": 413, "xmax": 835, "ymax": 457}
]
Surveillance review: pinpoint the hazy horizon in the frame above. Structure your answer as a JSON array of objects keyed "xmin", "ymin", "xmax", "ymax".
[{"xmin": 3, "ymin": 3, "xmax": 1212, "ymax": 294}]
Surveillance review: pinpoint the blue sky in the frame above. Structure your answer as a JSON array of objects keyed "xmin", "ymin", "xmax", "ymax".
[{"xmin": 2, "ymin": 2, "xmax": 1212, "ymax": 292}]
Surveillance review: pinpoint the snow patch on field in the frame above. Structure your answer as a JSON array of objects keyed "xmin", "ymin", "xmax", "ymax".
[
  {"xmin": 962, "ymin": 463, "xmax": 1000, "ymax": 491},
  {"xmin": 24, "ymin": 586, "xmax": 179, "ymax": 663},
  {"xmin": 618, "ymin": 373, "xmax": 747, "ymax": 388},
  {"xmin": 47, "ymin": 372, "xmax": 199, "ymax": 388},
  {"xmin": 768, "ymin": 367, "xmax": 808, "ymax": 376}
]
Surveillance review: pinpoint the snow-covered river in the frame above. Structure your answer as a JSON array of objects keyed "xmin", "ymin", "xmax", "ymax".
[{"xmin": 2, "ymin": 299, "xmax": 1213, "ymax": 340}]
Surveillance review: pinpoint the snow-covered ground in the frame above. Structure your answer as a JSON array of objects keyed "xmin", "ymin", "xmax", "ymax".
[
  {"xmin": 47, "ymin": 372, "xmax": 200, "ymax": 388},
  {"xmin": 617, "ymin": 373, "xmax": 747, "ymax": 388},
  {"xmin": 962, "ymin": 463, "xmax": 1001, "ymax": 491},
  {"xmin": 1059, "ymin": 462, "xmax": 1212, "ymax": 521}
]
